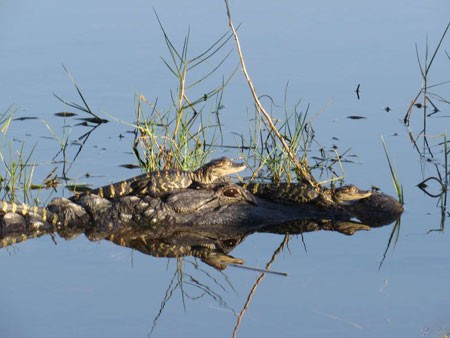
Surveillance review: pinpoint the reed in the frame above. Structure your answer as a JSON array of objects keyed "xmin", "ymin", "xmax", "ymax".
[
  {"xmin": 132, "ymin": 14, "xmax": 238, "ymax": 172},
  {"xmin": 404, "ymin": 22, "xmax": 450, "ymax": 128},
  {"xmin": 381, "ymin": 136, "xmax": 404, "ymax": 204},
  {"xmin": 378, "ymin": 137, "xmax": 403, "ymax": 269},
  {"xmin": 0, "ymin": 140, "xmax": 37, "ymax": 203}
]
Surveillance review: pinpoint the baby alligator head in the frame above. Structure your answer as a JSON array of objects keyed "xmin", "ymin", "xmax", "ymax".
[
  {"xmin": 331, "ymin": 185, "xmax": 372, "ymax": 204},
  {"xmin": 194, "ymin": 157, "xmax": 246, "ymax": 184}
]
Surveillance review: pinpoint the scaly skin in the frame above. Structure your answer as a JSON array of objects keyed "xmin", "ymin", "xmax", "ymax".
[
  {"xmin": 1, "ymin": 200, "xmax": 59, "ymax": 225},
  {"xmin": 242, "ymin": 182, "xmax": 372, "ymax": 205},
  {"xmin": 0, "ymin": 183, "xmax": 254, "ymax": 249},
  {"xmin": 71, "ymin": 157, "xmax": 246, "ymax": 200}
]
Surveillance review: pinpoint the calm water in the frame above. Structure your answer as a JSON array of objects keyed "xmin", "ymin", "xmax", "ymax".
[{"xmin": 1, "ymin": 1, "xmax": 450, "ymax": 337}]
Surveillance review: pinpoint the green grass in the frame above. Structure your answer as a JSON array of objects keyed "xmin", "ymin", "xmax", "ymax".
[
  {"xmin": 378, "ymin": 136, "xmax": 404, "ymax": 270},
  {"xmin": 131, "ymin": 15, "xmax": 240, "ymax": 172},
  {"xmin": 381, "ymin": 136, "xmax": 404, "ymax": 204},
  {"xmin": 240, "ymin": 94, "xmax": 315, "ymax": 183},
  {"xmin": 134, "ymin": 13, "xmax": 336, "ymax": 185},
  {"xmin": 0, "ymin": 122, "xmax": 37, "ymax": 203}
]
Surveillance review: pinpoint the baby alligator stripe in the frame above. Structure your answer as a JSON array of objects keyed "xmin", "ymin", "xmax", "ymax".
[
  {"xmin": 1, "ymin": 201, "xmax": 60, "ymax": 225},
  {"xmin": 85, "ymin": 169, "xmax": 193, "ymax": 199},
  {"xmin": 243, "ymin": 182, "xmax": 320, "ymax": 203},
  {"xmin": 242, "ymin": 182, "xmax": 372, "ymax": 205}
]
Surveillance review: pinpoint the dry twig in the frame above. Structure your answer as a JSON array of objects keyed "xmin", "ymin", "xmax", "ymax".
[{"xmin": 224, "ymin": 0, "xmax": 315, "ymax": 186}]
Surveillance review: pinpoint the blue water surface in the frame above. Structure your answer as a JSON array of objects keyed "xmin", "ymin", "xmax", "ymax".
[{"xmin": 1, "ymin": 1, "xmax": 450, "ymax": 337}]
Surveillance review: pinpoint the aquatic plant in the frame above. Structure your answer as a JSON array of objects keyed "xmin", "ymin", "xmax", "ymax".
[
  {"xmin": 404, "ymin": 22, "xmax": 450, "ymax": 128},
  {"xmin": 224, "ymin": 0, "xmax": 315, "ymax": 186},
  {"xmin": 379, "ymin": 137, "xmax": 403, "ymax": 269},
  {"xmin": 403, "ymin": 22, "xmax": 450, "ymax": 231},
  {"xmin": 132, "ymin": 13, "xmax": 238, "ymax": 172},
  {"xmin": 0, "ymin": 107, "xmax": 37, "ymax": 203}
]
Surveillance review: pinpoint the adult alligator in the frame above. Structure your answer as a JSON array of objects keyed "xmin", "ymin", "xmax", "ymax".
[{"xmin": 0, "ymin": 181, "xmax": 403, "ymax": 269}]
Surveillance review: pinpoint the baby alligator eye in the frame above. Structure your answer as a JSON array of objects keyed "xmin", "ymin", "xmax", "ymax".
[{"xmin": 223, "ymin": 187, "xmax": 240, "ymax": 198}]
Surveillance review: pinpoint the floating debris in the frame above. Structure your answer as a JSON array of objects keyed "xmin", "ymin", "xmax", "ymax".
[
  {"xmin": 76, "ymin": 117, "xmax": 109, "ymax": 124},
  {"xmin": 54, "ymin": 112, "xmax": 77, "ymax": 117},
  {"xmin": 13, "ymin": 116, "xmax": 38, "ymax": 121},
  {"xmin": 355, "ymin": 83, "xmax": 361, "ymax": 100},
  {"xmin": 346, "ymin": 115, "xmax": 367, "ymax": 120},
  {"xmin": 119, "ymin": 163, "xmax": 140, "ymax": 169}
]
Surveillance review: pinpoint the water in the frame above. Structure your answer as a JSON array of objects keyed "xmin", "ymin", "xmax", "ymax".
[{"xmin": 1, "ymin": 1, "xmax": 450, "ymax": 337}]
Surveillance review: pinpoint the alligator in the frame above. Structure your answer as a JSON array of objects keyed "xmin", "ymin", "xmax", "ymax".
[
  {"xmin": 71, "ymin": 157, "xmax": 246, "ymax": 200},
  {"xmin": 0, "ymin": 181, "xmax": 403, "ymax": 269},
  {"xmin": 69, "ymin": 154, "xmax": 371, "ymax": 210},
  {"xmin": 242, "ymin": 182, "xmax": 372, "ymax": 206}
]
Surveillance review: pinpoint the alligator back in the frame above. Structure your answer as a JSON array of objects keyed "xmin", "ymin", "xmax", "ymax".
[
  {"xmin": 75, "ymin": 169, "xmax": 194, "ymax": 200},
  {"xmin": 243, "ymin": 182, "xmax": 320, "ymax": 204}
]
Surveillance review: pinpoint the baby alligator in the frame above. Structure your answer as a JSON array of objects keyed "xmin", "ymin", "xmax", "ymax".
[
  {"xmin": 72, "ymin": 157, "xmax": 246, "ymax": 200},
  {"xmin": 243, "ymin": 182, "xmax": 372, "ymax": 206}
]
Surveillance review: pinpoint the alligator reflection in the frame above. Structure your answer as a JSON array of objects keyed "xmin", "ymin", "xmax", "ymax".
[{"xmin": 0, "ymin": 183, "xmax": 403, "ymax": 270}]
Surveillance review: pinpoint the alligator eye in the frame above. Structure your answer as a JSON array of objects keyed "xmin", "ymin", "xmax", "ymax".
[
  {"xmin": 223, "ymin": 188, "xmax": 239, "ymax": 198},
  {"xmin": 223, "ymin": 238, "xmax": 238, "ymax": 247}
]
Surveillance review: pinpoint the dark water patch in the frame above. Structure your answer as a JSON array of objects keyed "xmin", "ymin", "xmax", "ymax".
[
  {"xmin": 74, "ymin": 119, "xmax": 108, "ymax": 127},
  {"xmin": 54, "ymin": 112, "xmax": 77, "ymax": 117},
  {"xmin": 346, "ymin": 115, "xmax": 367, "ymax": 120},
  {"xmin": 13, "ymin": 116, "xmax": 38, "ymax": 121},
  {"xmin": 75, "ymin": 117, "xmax": 109, "ymax": 124},
  {"xmin": 119, "ymin": 163, "xmax": 140, "ymax": 169}
]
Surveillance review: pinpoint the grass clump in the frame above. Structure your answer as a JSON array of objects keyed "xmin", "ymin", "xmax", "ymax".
[
  {"xmin": 0, "ymin": 107, "xmax": 37, "ymax": 203},
  {"xmin": 132, "ymin": 16, "xmax": 239, "ymax": 172},
  {"xmin": 223, "ymin": 0, "xmax": 315, "ymax": 186},
  {"xmin": 242, "ymin": 95, "xmax": 314, "ymax": 183}
]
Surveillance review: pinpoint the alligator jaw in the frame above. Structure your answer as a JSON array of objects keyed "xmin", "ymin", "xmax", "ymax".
[
  {"xmin": 209, "ymin": 160, "xmax": 246, "ymax": 177},
  {"xmin": 335, "ymin": 188, "xmax": 372, "ymax": 204}
]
